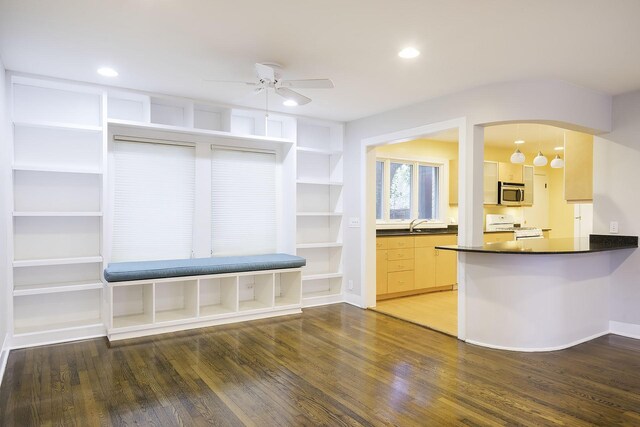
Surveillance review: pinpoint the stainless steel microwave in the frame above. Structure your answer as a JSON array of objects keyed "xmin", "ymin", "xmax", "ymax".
[{"xmin": 498, "ymin": 181, "xmax": 525, "ymax": 206}]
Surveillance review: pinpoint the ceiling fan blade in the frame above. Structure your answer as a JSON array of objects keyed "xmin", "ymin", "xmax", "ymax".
[
  {"xmin": 278, "ymin": 79, "xmax": 334, "ymax": 89},
  {"xmin": 255, "ymin": 63, "xmax": 276, "ymax": 81},
  {"xmin": 275, "ymin": 87, "xmax": 311, "ymax": 105},
  {"xmin": 203, "ymin": 79, "xmax": 258, "ymax": 86}
]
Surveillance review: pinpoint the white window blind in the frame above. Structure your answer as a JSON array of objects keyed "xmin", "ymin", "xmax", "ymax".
[
  {"xmin": 211, "ymin": 148, "xmax": 277, "ymax": 256},
  {"xmin": 112, "ymin": 140, "xmax": 195, "ymax": 262}
]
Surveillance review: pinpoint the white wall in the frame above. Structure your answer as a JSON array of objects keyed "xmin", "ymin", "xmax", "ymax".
[
  {"xmin": 344, "ymin": 79, "xmax": 612, "ymax": 304},
  {"xmin": 0, "ymin": 56, "xmax": 8, "ymax": 352},
  {"xmin": 593, "ymin": 89, "xmax": 640, "ymax": 329}
]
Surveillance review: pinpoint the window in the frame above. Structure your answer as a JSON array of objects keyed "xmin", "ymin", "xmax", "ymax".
[
  {"xmin": 376, "ymin": 158, "xmax": 442, "ymax": 222},
  {"xmin": 211, "ymin": 148, "xmax": 277, "ymax": 256},
  {"xmin": 112, "ymin": 141, "xmax": 196, "ymax": 262}
]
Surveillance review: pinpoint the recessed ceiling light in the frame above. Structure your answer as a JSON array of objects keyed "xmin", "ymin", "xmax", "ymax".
[
  {"xmin": 398, "ymin": 47, "xmax": 420, "ymax": 59},
  {"xmin": 97, "ymin": 67, "xmax": 118, "ymax": 77},
  {"xmin": 554, "ymin": 146, "xmax": 564, "ymax": 151},
  {"xmin": 514, "ymin": 140, "xmax": 525, "ymax": 145},
  {"xmin": 283, "ymin": 99, "xmax": 298, "ymax": 107}
]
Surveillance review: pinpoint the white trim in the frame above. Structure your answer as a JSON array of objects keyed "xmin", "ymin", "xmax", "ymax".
[
  {"xmin": 10, "ymin": 324, "xmax": 106, "ymax": 350},
  {"xmin": 344, "ymin": 292, "xmax": 365, "ymax": 308},
  {"xmin": 609, "ymin": 320, "xmax": 640, "ymax": 340},
  {"xmin": 302, "ymin": 294, "xmax": 344, "ymax": 308},
  {"xmin": 0, "ymin": 333, "xmax": 9, "ymax": 387},
  {"xmin": 464, "ymin": 330, "xmax": 610, "ymax": 352},
  {"xmin": 359, "ymin": 118, "xmax": 467, "ymax": 320}
]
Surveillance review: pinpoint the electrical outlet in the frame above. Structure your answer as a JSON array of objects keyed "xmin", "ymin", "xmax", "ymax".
[
  {"xmin": 348, "ymin": 280, "xmax": 354, "ymax": 290},
  {"xmin": 348, "ymin": 217, "xmax": 360, "ymax": 228},
  {"xmin": 610, "ymin": 221, "xmax": 619, "ymax": 234}
]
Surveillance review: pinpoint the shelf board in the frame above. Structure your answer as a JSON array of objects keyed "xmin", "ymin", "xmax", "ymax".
[
  {"xmin": 155, "ymin": 308, "xmax": 197, "ymax": 323},
  {"xmin": 14, "ymin": 281, "xmax": 103, "ymax": 296},
  {"xmin": 296, "ymin": 179, "xmax": 343, "ymax": 186},
  {"xmin": 302, "ymin": 273, "xmax": 343, "ymax": 281},
  {"xmin": 302, "ymin": 289, "xmax": 343, "ymax": 299},
  {"xmin": 238, "ymin": 300, "xmax": 272, "ymax": 311},
  {"xmin": 296, "ymin": 212, "xmax": 343, "ymax": 217},
  {"xmin": 13, "ymin": 164, "xmax": 103, "ymax": 175},
  {"xmin": 13, "ymin": 256, "xmax": 103, "ymax": 268},
  {"xmin": 112, "ymin": 313, "xmax": 153, "ymax": 330},
  {"xmin": 199, "ymin": 305, "xmax": 236, "ymax": 318},
  {"xmin": 296, "ymin": 147, "xmax": 342, "ymax": 155},
  {"xmin": 13, "ymin": 211, "xmax": 103, "ymax": 217},
  {"xmin": 296, "ymin": 242, "xmax": 343, "ymax": 249},
  {"xmin": 108, "ymin": 118, "xmax": 294, "ymax": 145},
  {"xmin": 274, "ymin": 296, "xmax": 301, "ymax": 307},
  {"xmin": 13, "ymin": 120, "xmax": 103, "ymax": 133},
  {"xmin": 14, "ymin": 319, "xmax": 103, "ymax": 336}
]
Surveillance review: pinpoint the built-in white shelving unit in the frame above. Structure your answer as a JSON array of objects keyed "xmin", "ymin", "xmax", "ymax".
[
  {"xmin": 5, "ymin": 73, "xmax": 345, "ymax": 349},
  {"xmin": 9, "ymin": 76, "xmax": 107, "ymax": 348},
  {"xmin": 295, "ymin": 119, "xmax": 344, "ymax": 306}
]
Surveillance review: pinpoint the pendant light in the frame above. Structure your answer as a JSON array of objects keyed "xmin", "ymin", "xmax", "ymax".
[
  {"xmin": 551, "ymin": 131, "xmax": 565, "ymax": 168},
  {"xmin": 510, "ymin": 124, "xmax": 525, "ymax": 164},
  {"xmin": 510, "ymin": 148, "xmax": 525, "ymax": 164},
  {"xmin": 533, "ymin": 127, "xmax": 548, "ymax": 166}
]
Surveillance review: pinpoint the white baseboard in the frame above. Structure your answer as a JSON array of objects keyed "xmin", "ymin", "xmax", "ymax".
[
  {"xmin": 0, "ymin": 333, "xmax": 9, "ymax": 388},
  {"xmin": 343, "ymin": 292, "xmax": 364, "ymax": 308},
  {"xmin": 465, "ymin": 330, "xmax": 611, "ymax": 352},
  {"xmin": 609, "ymin": 321, "xmax": 640, "ymax": 340}
]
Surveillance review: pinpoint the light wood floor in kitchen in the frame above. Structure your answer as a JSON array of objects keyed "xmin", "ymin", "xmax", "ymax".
[{"xmin": 372, "ymin": 290, "xmax": 458, "ymax": 336}]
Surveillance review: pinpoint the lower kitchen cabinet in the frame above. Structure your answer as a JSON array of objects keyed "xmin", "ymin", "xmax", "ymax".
[{"xmin": 376, "ymin": 234, "xmax": 457, "ymax": 300}]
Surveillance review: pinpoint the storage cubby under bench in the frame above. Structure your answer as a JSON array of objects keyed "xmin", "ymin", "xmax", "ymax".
[{"xmin": 104, "ymin": 253, "xmax": 306, "ymax": 342}]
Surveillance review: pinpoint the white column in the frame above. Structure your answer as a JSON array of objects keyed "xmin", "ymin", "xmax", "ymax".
[{"xmin": 457, "ymin": 121, "xmax": 484, "ymax": 340}]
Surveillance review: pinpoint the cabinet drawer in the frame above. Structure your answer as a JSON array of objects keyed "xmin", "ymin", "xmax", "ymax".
[
  {"xmin": 388, "ymin": 271, "xmax": 414, "ymax": 293},
  {"xmin": 387, "ymin": 259, "xmax": 414, "ymax": 272},
  {"xmin": 386, "ymin": 236, "xmax": 414, "ymax": 249},
  {"xmin": 376, "ymin": 238, "xmax": 388, "ymax": 250},
  {"xmin": 387, "ymin": 248, "xmax": 414, "ymax": 261}
]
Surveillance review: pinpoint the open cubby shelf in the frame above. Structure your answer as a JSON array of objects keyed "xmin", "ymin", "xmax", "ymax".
[{"xmin": 109, "ymin": 269, "xmax": 303, "ymax": 337}]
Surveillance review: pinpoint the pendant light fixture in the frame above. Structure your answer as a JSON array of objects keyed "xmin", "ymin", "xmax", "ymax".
[
  {"xmin": 551, "ymin": 131, "xmax": 565, "ymax": 168},
  {"xmin": 510, "ymin": 124, "xmax": 525, "ymax": 164},
  {"xmin": 533, "ymin": 126, "xmax": 548, "ymax": 166}
]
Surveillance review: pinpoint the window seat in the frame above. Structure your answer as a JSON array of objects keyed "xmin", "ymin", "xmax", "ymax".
[{"xmin": 104, "ymin": 253, "xmax": 306, "ymax": 283}]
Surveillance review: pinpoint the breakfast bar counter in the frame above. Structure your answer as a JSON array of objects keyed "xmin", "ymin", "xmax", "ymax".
[{"xmin": 436, "ymin": 235, "xmax": 638, "ymax": 352}]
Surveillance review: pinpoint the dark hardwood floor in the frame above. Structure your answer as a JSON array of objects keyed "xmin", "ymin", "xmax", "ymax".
[{"xmin": 1, "ymin": 304, "xmax": 640, "ymax": 426}]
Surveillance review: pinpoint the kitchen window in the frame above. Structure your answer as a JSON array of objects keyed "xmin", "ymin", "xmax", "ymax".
[{"xmin": 376, "ymin": 158, "xmax": 443, "ymax": 223}]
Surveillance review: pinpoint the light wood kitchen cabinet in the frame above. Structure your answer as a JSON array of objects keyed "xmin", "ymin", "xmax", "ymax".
[
  {"xmin": 449, "ymin": 159, "xmax": 458, "ymax": 206},
  {"xmin": 498, "ymin": 162, "xmax": 523, "ymax": 183},
  {"xmin": 484, "ymin": 161, "xmax": 499, "ymax": 205},
  {"xmin": 376, "ymin": 250, "xmax": 388, "ymax": 295},
  {"xmin": 564, "ymin": 132, "xmax": 593, "ymax": 202},
  {"xmin": 484, "ymin": 232, "xmax": 514, "ymax": 244},
  {"xmin": 543, "ymin": 230, "xmax": 550, "ymax": 239},
  {"xmin": 434, "ymin": 235, "xmax": 458, "ymax": 286},
  {"xmin": 376, "ymin": 234, "xmax": 457, "ymax": 300}
]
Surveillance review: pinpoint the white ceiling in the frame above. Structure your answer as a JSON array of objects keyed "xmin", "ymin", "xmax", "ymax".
[{"xmin": 1, "ymin": 0, "xmax": 640, "ymax": 122}]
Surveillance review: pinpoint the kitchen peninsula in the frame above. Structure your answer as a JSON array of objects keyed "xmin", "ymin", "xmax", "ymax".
[{"xmin": 438, "ymin": 235, "xmax": 638, "ymax": 351}]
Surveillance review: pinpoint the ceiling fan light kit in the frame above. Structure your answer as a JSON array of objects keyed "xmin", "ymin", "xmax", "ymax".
[{"xmin": 205, "ymin": 63, "xmax": 334, "ymax": 107}]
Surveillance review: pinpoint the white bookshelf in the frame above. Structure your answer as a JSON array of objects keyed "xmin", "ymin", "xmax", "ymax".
[
  {"xmin": 295, "ymin": 119, "xmax": 345, "ymax": 305},
  {"xmin": 9, "ymin": 76, "xmax": 106, "ymax": 346}
]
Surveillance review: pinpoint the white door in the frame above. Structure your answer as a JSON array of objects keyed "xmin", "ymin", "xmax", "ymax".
[
  {"xmin": 574, "ymin": 203, "xmax": 593, "ymax": 238},
  {"xmin": 523, "ymin": 174, "xmax": 549, "ymax": 228}
]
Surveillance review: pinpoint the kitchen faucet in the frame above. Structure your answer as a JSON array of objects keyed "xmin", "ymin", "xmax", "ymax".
[{"xmin": 409, "ymin": 218, "xmax": 429, "ymax": 233}]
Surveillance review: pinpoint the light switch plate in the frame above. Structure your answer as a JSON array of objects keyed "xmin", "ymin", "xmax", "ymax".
[
  {"xmin": 348, "ymin": 217, "xmax": 360, "ymax": 228},
  {"xmin": 610, "ymin": 221, "xmax": 619, "ymax": 234}
]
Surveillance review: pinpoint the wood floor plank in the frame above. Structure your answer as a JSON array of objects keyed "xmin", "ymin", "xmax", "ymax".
[{"xmin": 1, "ymin": 304, "xmax": 640, "ymax": 426}]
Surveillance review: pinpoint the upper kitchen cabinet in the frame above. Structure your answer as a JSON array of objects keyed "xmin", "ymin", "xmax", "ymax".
[
  {"xmin": 564, "ymin": 132, "xmax": 593, "ymax": 202},
  {"xmin": 523, "ymin": 165, "xmax": 534, "ymax": 206},
  {"xmin": 498, "ymin": 162, "xmax": 523, "ymax": 183},
  {"xmin": 484, "ymin": 161, "xmax": 499, "ymax": 205},
  {"xmin": 449, "ymin": 159, "xmax": 458, "ymax": 205}
]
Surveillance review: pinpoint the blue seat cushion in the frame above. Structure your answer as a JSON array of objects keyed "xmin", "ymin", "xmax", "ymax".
[{"xmin": 104, "ymin": 253, "xmax": 306, "ymax": 283}]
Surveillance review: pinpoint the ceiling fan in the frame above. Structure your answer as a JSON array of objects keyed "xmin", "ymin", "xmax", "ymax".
[{"xmin": 206, "ymin": 63, "xmax": 334, "ymax": 106}]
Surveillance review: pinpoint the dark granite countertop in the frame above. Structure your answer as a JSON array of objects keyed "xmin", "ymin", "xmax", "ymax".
[
  {"xmin": 436, "ymin": 234, "xmax": 638, "ymax": 254},
  {"xmin": 376, "ymin": 226, "xmax": 551, "ymax": 237}
]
